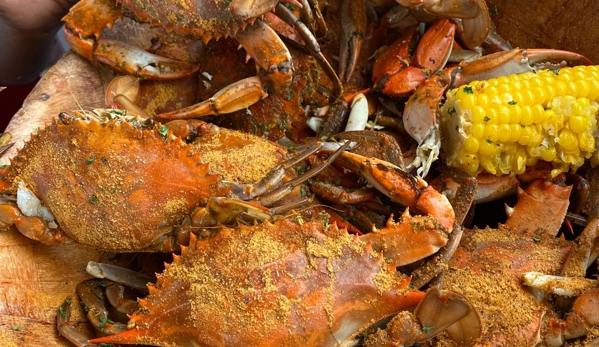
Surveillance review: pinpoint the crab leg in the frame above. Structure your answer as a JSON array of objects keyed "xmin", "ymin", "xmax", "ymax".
[
  {"xmin": 334, "ymin": 151, "xmax": 455, "ymax": 232},
  {"xmin": 372, "ymin": 18, "xmax": 455, "ymax": 99},
  {"xmin": 57, "ymin": 299, "xmax": 98, "ymax": 347},
  {"xmin": 225, "ymin": 141, "xmax": 324, "ymax": 200},
  {"xmin": 545, "ymin": 289, "xmax": 599, "ymax": 346},
  {"xmin": 338, "ymin": 0, "xmax": 367, "ymax": 82},
  {"xmin": 275, "ymin": 3, "xmax": 343, "ymax": 100},
  {"xmin": 0, "ymin": 183, "xmax": 72, "ymax": 245},
  {"xmin": 77, "ymin": 280, "xmax": 129, "ymax": 335},
  {"xmin": 64, "ymin": 35, "xmax": 200, "ymax": 79},
  {"xmin": 156, "ymin": 76, "xmax": 268, "ymax": 120},
  {"xmin": 86, "ymin": 261, "xmax": 153, "ymax": 292}
]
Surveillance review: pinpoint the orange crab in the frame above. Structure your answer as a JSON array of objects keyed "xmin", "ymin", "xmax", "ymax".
[
  {"xmin": 0, "ymin": 111, "xmax": 344, "ymax": 252},
  {"xmin": 430, "ymin": 177, "xmax": 599, "ymax": 346},
  {"xmin": 57, "ymin": 217, "xmax": 482, "ymax": 347},
  {"xmin": 62, "ymin": 0, "xmax": 344, "ymax": 120}
]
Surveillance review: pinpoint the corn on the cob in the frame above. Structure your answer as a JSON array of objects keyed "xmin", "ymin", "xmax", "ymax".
[{"xmin": 441, "ymin": 65, "xmax": 599, "ymax": 177}]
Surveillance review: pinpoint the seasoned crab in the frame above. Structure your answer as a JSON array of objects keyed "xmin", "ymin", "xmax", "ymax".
[
  {"xmin": 0, "ymin": 112, "xmax": 340, "ymax": 252},
  {"xmin": 431, "ymin": 177, "xmax": 599, "ymax": 346},
  {"xmin": 63, "ymin": 0, "xmax": 342, "ymax": 120},
  {"xmin": 58, "ymin": 217, "xmax": 482, "ymax": 347}
]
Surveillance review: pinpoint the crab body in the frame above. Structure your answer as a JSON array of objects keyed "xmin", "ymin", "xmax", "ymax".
[
  {"xmin": 116, "ymin": 0, "xmax": 280, "ymax": 40},
  {"xmin": 0, "ymin": 116, "xmax": 293, "ymax": 252},
  {"xmin": 436, "ymin": 178, "xmax": 599, "ymax": 346},
  {"xmin": 90, "ymin": 218, "xmax": 424, "ymax": 346}
]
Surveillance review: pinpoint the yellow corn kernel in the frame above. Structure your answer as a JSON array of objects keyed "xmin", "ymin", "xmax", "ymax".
[
  {"xmin": 470, "ymin": 105, "xmax": 486, "ymax": 123},
  {"xmin": 577, "ymin": 97, "xmax": 591, "ymax": 108},
  {"xmin": 508, "ymin": 105, "xmax": 521, "ymax": 124},
  {"xmin": 554, "ymin": 80, "xmax": 568, "ymax": 97},
  {"xmin": 497, "ymin": 75, "xmax": 510, "ymax": 85},
  {"xmin": 556, "ymin": 128, "xmax": 578, "ymax": 151},
  {"xmin": 518, "ymin": 125, "xmax": 534, "ymax": 146},
  {"xmin": 471, "ymin": 123, "xmax": 485, "ymax": 139},
  {"xmin": 520, "ymin": 105, "xmax": 533, "ymax": 125},
  {"xmin": 479, "ymin": 139, "xmax": 497, "ymax": 156},
  {"xmin": 460, "ymin": 94, "xmax": 476, "ymax": 109},
  {"xmin": 556, "ymin": 70, "xmax": 573, "ymax": 82},
  {"xmin": 566, "ymin": 81, "xmax": 579, "ymax": 97},
  {"xmin": 463, "ymin": 136, "xmax": 479, "ymax": 153},
  {"xmin": 521, "ymin": 90, "xmax": 536, "ymax": 105},
  {"xmin": 498, "ymin": 83, "xmax": 512, "ymax": 94},
  {"xmin": 569, "ymin": 115, "xmax": 586, "ymax": 133},
  {"xmin": 497, "ymin": 106, "xmax": 512, "ymax": 123},
  {"xmin": 587, "ymin": 79, "xmax": 599, "ymax": 100},
  {"xmin": 456, "ymin": 152, "xmax": 479, "ymax": 175},
  {"xmin": 533, "ymin": 88, "xmax": 547, "ymax": 105},
  {"xmin": 498, "ymin": 124, "xmax": 511, "ymax": 142},
  {"xmin": 540, "ymin": 146, "xmax": 557, "ymax": 162},
  {"xmin": 528, "ymin": 76, "xmax": 543, "ymax": 87},
  {"xmin": 512, "ymin": 146, "xmax": 528, "ymax": 175},
  {"xmin": 509, "ymin": 123, "xmax": 522, "ymax": 142},
  {"xmin": 484, "ymin": 124, "xmax": 500, "ymax": 142},
  {"xmin": 544, "ymin": 85, "xmax": 556, "ymax": 103},
  {"xmin": 578, "ymin": 132, "xmax": 595, "ymax": 152},
  {"xmin": 576, "ymin": 80, "xmax": 590, "ymax": 98},
  {"xmin": 532, "ymin": 104, "xmax": 546, "ymax": 124},
  {"xmin": 484, "ymin": 108, "xmax": 499, "ymax": 124},
  {"xmin": 477, "ymin": 93, "xmax": 491, "ymax": 108}
]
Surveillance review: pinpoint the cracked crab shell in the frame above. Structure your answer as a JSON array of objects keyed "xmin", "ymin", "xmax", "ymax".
[
  {"xmin": 92, "ymin": 218, "xmax": 426, "ymax": 346},
  {"xmin": 2, "ymin": 119, "xmax": 224, "ymax": 251}
]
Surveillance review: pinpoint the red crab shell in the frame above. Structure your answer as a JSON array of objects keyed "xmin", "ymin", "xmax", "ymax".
[
  {"xmin": 92, "ymin": 218, "xmax": 426, "ymax": 346},
  {"xmin": 118, "ymin": 0, "xmax": 281, "ymax": 40},
  {"xmin": 1, "ymin": 119, "xmax": 226, "ymax": 251}
]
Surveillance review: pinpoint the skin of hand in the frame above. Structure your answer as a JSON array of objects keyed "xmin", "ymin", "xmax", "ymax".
[{"xmin": 0, "ymin": 0, "xmax": 79, "ymax": 85}]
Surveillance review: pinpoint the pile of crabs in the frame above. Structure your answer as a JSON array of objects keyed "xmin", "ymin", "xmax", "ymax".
[{"xmin": 2, "ymin": 0, "xmax": 599, "ymax": 346}]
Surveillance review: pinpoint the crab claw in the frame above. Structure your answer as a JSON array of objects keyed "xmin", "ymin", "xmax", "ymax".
[
  {"xmin": 333, "ymin": 151, "xmax": 455, "ymax": 233},
  {"xmin": 234, "ymin": 19, "xmax": 293, "ymax": 92},
  {"xmin": 504, "ymin": 179, "xmax": 572, "ymax": 236},
  {"xmin": 62, "ymin": 0, "xmax": 199, "ymax": 80},
  {"xmin": 338, "ymin": 0, "xmax": 367, "ymax": 82},
  {"xmin": 372, "ymin": 19, "xmax": 455, "ymax": 98},
  {"xmin": 373, "ymin": 287, "xmax": 482, "ymax": 346}
]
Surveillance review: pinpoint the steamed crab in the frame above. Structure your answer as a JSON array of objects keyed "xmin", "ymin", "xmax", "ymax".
[
  {"xmin": 63, "ymin": 0, "xmax": 342, "ymax": 120},
  {"xmin": 429, "ymin": 177, "xmax": 599, "ymax": 345},
  {"xmin": 0, "ymin": 112, "xmax": 337, "ymax": 252},
  {"xmin": 57, "ymin": 217, "xmax": 482, "ymax": 347}
]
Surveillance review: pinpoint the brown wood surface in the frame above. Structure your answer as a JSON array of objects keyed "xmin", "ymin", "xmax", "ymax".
[
  {"xmin": 486, "ymin": 0, "xmax": 599, "ymax": 63},
  {"xmin": 2, "ymin": 1, "xmax": 599, "ymax": 346},
  {"xmin": 0, "ymin": 51, "xmax": 107, "ymax": 346}
]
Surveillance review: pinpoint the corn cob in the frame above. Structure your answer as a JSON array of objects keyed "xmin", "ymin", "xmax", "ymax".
[{"xmin": 440, "ymin": 65, "xmax": 599, "ymax": 177}]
